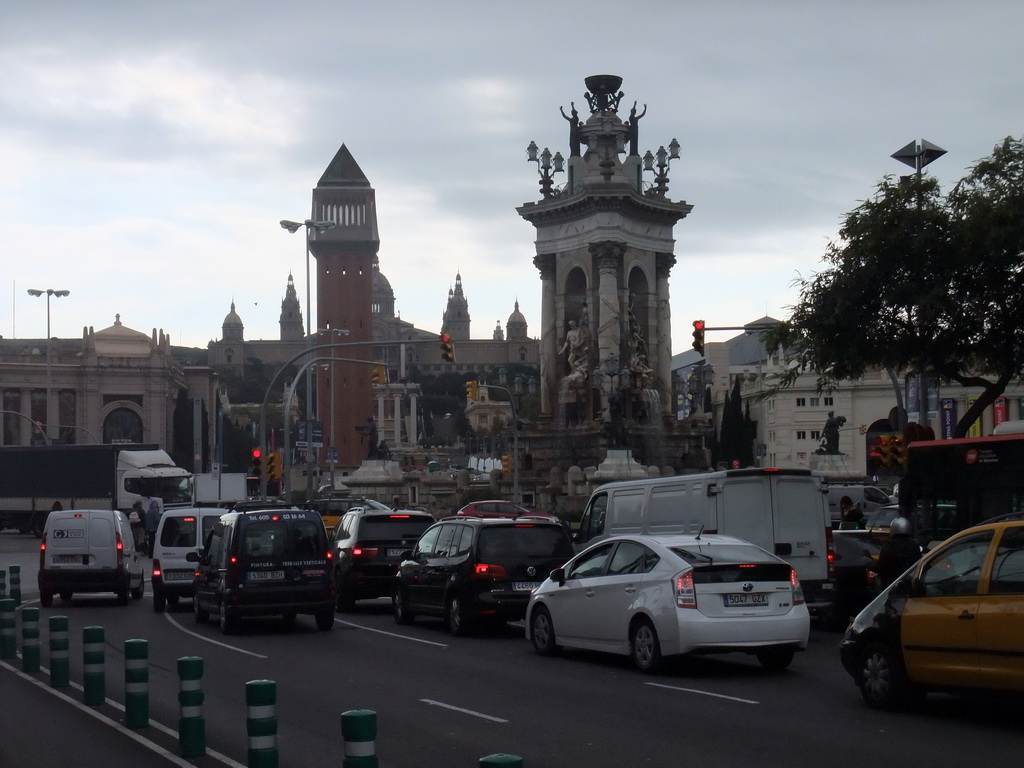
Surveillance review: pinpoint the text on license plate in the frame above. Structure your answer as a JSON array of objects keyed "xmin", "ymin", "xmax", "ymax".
[
  {"xmin": 248, "ymin": 570, "xmax": 285, "ymax": 581},
  {"xmin": 512, "ymin": 582, "xmax": 539, "ymax": 592},
  {"xmin": 387, "ymin": 548, "xmax": 404, "ymax": 557},
  {"xmin": 53, "ymin": 554, "xmax": 82, "ymax": 565},
  {"xmin": 162, "ymin": 570, "xmax": 193, "ymax": 581},
  {"xmin": 723, "ymin": 593, "xmax": 769, "ymax": 607}
]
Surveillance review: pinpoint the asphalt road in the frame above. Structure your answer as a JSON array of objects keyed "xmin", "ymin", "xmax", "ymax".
[{"xmin": 2, "ymin": 531, "xmax": 1023, "ymax": 768}]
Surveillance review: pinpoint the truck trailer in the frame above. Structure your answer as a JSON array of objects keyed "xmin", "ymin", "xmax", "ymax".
[{"xmin": 0, "ymin": 444, "xmax": 194, "ymax": 535}]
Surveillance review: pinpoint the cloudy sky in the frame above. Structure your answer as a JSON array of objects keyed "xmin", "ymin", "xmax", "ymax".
[{"xmin": 3, "ymin": 1, "xmax": 1022, "ymax": 353}]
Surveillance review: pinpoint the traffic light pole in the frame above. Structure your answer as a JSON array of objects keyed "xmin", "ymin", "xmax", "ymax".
[{"xmin": 479, "ymin": 382, "xmax": 519, "ymax": 504}]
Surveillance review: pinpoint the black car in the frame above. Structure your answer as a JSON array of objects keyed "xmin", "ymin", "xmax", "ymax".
[
  {"xmin": 393, "ymin": 516, "xmax": 575, "ymax": 635},
  {"xmin": 189, "ymin": 506, "xmax": 335, "ymax": 633},
  {"xmin": 330, "ymin": 507, "xmax": 436, "ymax": 611},
  {"xmin": 825, "ymin": 530, "xmax": 883, "ymax": 630}
]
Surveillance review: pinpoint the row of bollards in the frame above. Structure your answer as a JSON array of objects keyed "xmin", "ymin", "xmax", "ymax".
[{"xmin": 0, "ymin": 594, "xmax": 525, "ymax": 767}]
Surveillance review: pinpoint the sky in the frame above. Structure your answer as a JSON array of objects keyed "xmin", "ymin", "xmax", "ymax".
[{"xmin": 2, "ymin": 1, "xmax": 1023, "ymax": 355}]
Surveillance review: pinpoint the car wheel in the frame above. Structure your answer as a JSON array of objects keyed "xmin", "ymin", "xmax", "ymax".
[
  {"xmin": 219, "ymin": 602, "xmax": 238, "ymax": 635},
  {"xmin": 756, "ymin": 646, "xmax": 795, "ymax": 671},
  {"xmin": 630, "ymin": 619, "xmax": 663, "ymax": 674},
  {"xmin": 859, "ymin": 641, "xmax": 917, "ymax": 710},
  {"xmin": 59, "ymin": 590, "xmax": 72, "ymax": 603},
  {"xmin": 153, "ymin": 590, "xmax": 166, "ymax": 613},
  {"xmin": 131, "ymin": 576, "xmax": 145, "ymax": 600},
  {"xmin": 167, "ymin": 595, "xmax": 180, "ymax": 608},
  {"xmin": 393, "ymin": 585, "xmax": 414, "ymax": 625},
  {"xmin": 335, "ymin": 572, "xmax": 356, "ymax": 612},
  {"xmin": 40, "ymin": 591, "xmax": 53, "ymax": 608},
  {"xmin": 446, "ymin": 594, "xmax": 472, "ymax": 636},
  {"xmin": 530, "ymin": 606, "xmax": 560, "ymax": 657},
  {"xmin": 316, "ymin": 607, "xmax": 335, "ymax": 631},
  {"xmin": 193, "ymin": 595, "xmax": 209, "ymax": 624}
]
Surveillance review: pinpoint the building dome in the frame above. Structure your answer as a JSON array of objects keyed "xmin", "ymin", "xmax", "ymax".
[
  {"xmin": 372, "ymin": 257, "xmax": 395, "ymax": 317},
  {"xmin": 222, "ymin": 301, "xmax": 244, "ymax": 342},
  {"xmin": 506, "ymin": 299, "xmax": 528, "ymax": 340},
  {"xmin": 93, "ymin": 315, "xmax": 154, "ymax": 357}
]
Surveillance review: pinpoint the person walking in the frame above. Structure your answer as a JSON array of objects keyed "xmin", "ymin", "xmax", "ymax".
[
  {"xmin": 874, "ymin": 516, "xmax": 921, "ymax": 590},
  {"xmin": 144, "ymin": 498, "xmax": 163, "ymax": 556}
]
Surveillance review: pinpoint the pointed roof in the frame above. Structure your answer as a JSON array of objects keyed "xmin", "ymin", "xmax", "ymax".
[{"xmin": 318, "ymin": 144, "xmax": 370, "ymax": 188}]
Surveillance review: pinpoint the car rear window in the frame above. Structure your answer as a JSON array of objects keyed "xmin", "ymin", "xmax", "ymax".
[
  {"xmin": 359, "ymin": 515, "xmax": 434, "ymax": 540},
  {"xmin": 477, "ymin": 525, "xmax": 574, "ymax": 563},
  {"xmin": 670, "ymin": 543, "xmax": 790, "ymax": 583},
  {"xmin": 160, "ymin": 516, "xmax": 198, "ymax": 548},
  {"xmin": 244, "ymin": 520, "xmax": 324, "ymax": 560}
]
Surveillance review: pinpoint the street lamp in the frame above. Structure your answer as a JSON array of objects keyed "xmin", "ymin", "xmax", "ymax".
[
  {"xmin": 318, "ymin": 327, "xmax": 350, "ymax": 492},
  {"xmin": 27, "ymin": 288, "xmax": 70, "ymax": 441},
  {"xmin": 280, "ymin": 218, "xmax": 335, "ymax": 500},
  {"xmin": 526, "ymin": 141, "xmax": 565, "ymax": 199},
  {"xmin": 642, "ymin": 137, "xmax": 681, "ymax": 197}
]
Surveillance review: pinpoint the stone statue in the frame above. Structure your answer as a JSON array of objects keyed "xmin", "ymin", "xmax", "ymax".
[
  {"xmin": 355, "ymin": 417, "xmax": 380, "ymax": 459},
  {"xmin": 559, "ymin": 317, "xmax": 589, "ymax": 383},
  {"xmin": 626, "ymin": 101, "xmax": 647, "ymax": 156},
  {"xmin": 560, "ymin": 102, "xmax": 582, "ymax": 157}
]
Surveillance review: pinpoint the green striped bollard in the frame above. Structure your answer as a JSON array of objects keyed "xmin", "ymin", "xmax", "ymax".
[
  {"xmin": 82, "ymin": 626, "xmax": 105, "ymax": 705},
  {"xmin": 177, "ymin": 656, "xmax": 206, "ymax": 758},
  {"xmin": 9, "ymin": 565, "xmax": 20, "ymax": 605},
  {"xmin": 246, "ymin": 679, "xmax": 278, "ymax": 768},
  {"xmin": 49, "ymin": 616, "xmax": 70, "ymax": 688},
  {"xmin": 341, "ymin": 709, "xmax": 378, "ymax": 767},
  {"xmin": 21, "ymin": 607, "xmax": 40, "ymax": 673},
  {"xmin": 0, "ymin": 599, "xmax": 15, "ymax": 660},
  {"xmin": 0, "ymin": 569, "xmax": 6, "ymax": 599},
  {"xmin": 124, "ymin": 639, "xmax": 149, "ymax": 728},
  {"xmin": 479, "ymin": 756, "xmax": 523, "ymax": 767}
]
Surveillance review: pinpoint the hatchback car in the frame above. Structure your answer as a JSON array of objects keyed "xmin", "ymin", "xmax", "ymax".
[
  {"xmin": 330, "ymin": 507, "xmax": 435, "ymax": 611},
  {"xmin": 393, "ymin": 516, "xmax": 575, "ymax": 635},
  {"xmin": 526, "ymin": 533, "xmax": 810, "ymax": 673},
  {"xmin": 840, "ymin": 514, "xmax": 1024, "ymax": 709}
]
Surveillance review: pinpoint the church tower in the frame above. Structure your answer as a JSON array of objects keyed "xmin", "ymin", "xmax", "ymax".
[
  {"xmin": 309, "ymin": 144, "xmax": 379, "ymax": 470},
  {"xmin": 279, "ymin": 273, "xmax": 304, "ymax": 341},
  {"xmin": 441, "ymin": 272, "xmax": 471, "ymax": 341}
]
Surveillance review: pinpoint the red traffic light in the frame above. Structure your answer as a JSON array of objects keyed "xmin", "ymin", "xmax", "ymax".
[
  {"xmin": 692, "ymin": 320, "xmax": 705, "ymax": 331},
  {"xmin": 251, "ymin": 448, "xmax": 262, "ymax": 459}
]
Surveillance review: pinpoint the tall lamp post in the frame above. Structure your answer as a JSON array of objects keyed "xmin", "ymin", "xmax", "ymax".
[
  {"xmin": 318, "ymin": 327, "xmax": 350, "ymax": 491},
  {"xmin": 280, "ymin": 219, "xmax": 335, "ymax": 500},
  {"xmin": 27, "ymin": 288, "xmax": 70, "ymax": 442}
]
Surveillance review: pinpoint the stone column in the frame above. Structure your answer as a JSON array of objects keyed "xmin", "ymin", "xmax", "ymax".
[
  {"xmin": 20, "ymin": 388, "xmax": 33, "ymax": 445},
  {"xmin": 408, "ymin": 391, "xmax": 418, "ymax": 446},
  {"xmin": 534, "ymin": 254, "xmax": 557, "ymax": 418},
  {"xmin": 392, "ymin": 393, "xmax": 402, "ymax": 445},
  {"xmin": 655, "ymin": 252, "xmax": 676, "ymax": 415},
  {"xmin": 592, "ymin": 241, "xmax": 625, "ymax": 369}
]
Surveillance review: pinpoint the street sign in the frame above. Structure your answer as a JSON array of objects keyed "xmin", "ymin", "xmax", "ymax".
[{"xmin": 295, "ymin": 420, "xmax": 324, "ymax": 448}]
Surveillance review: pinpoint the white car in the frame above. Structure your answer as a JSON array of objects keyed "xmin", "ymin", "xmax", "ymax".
[{"xmin": 525, "ymin": 533, "xmax": 810, "ymax": 673}]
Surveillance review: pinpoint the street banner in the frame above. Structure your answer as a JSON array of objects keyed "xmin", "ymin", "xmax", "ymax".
[
  {"xmin": 941, "ymin": 398, "xmax": 957, "ymax": 440},
  {"xmin": 994, "ymin": 397, "xmax": 1007, "ymax": 427},
  {"xmin": 968, "ymin": 397, "xmax": 981, "ymax": 438}
]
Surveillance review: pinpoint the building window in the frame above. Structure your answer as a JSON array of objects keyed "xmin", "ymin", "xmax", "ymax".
[
  {"xmin": 809, "ymin": 397, "xmax": 819, "ymax": 407},
  {"xmin": 796, "ymin": 398, "xmax": 806, "ymax": 407},
  {"xmin": 796, "ymin": 431, "xmax": 807, "ymax": 440},
  {"xmin": 824, "ymin": 396, "xmax": 834, "ymax": 406},
  {"xmin": 811, "ymin": 430, "xmax": 821, "ymax": 441}
]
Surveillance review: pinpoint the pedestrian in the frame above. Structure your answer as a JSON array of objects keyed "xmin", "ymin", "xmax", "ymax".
[
  {"xmin": 144, "ymin": 498, "xmax": 163, "ymax": 556},
  {"xmin": 839, "ymin": 496, "xmax": 863, "ymax": 529},
  {"xmin": 129, "ymin": 500, "xmax": 146, "ymax": 550},
  {"xmin": 874, "ymin": 516, "xmax": 921, "ymax": 590}
]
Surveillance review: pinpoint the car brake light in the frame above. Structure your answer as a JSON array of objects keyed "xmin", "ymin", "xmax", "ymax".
[
  {"xmin": 389, "ymin": 515, "xmax": 410, "ymax": 519},
  {"xmin": 825, "ymin": 527, "xmax": 836, "ymax": 580},
  {"xmin": 152, "ymin": 558, "xmax": 163, "ymax": 578},
  {"xmin": 352, "ymin": 547, "xmax": 379, "ymax": 559},
  {"xmin": 473, "ymin": 563, "xmax": 508, "ymax": 579},
  {"xmin": 116, "ymin": 531, "xmax": 124, "ymax": 568},
  {"xmin": 39, "ymin": 533, "xmax": 47, "ymax": 568},
  {"xmin": 675, "ymin": 570, "xmax": 696, "ymax": 609},
  {"xmin": 791, "ymin": 569, "xmax": 805, "ymax": 605}
]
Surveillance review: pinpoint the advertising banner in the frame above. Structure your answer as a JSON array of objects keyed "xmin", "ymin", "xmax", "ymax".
[
  {"xmin": 941, "ymin": 398, "xmax": 957, "ymax": 439},
  {"xmin": 994, "ymin": 397, "xmax": 1007, "ymax": 426},
  {"xmin": 968, "ymin": 397, "xmax": 981, "ymax": 438}
]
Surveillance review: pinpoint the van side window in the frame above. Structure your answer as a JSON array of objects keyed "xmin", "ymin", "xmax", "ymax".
[
  {"xmin": 207, "ymin": 525, "xmax": 225, "ymax": 567},
  {"xmin": 579, "ymin": 494, "xmax": 608, "ymax": 542}
]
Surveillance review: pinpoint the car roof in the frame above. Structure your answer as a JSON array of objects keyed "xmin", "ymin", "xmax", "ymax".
[{"xmin": 437, "ymin": 514, "xmax": 563, "ymax": 526}]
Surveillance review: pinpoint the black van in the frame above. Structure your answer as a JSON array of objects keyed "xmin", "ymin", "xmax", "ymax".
[{"xmin": 189, "ymin": 507, "xmax": 335, "ymax": 633}]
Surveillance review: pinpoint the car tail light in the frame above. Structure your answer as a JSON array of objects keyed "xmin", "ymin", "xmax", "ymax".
[
  {"xmin": 791, "ymin": 569, "xmax": 805, "ymax": 605},
  {"xmin": 39, "ymin": 533, "xmax": 47, "ymax": 568},
  {"xmin": 675, "ymin": 570, "xmax": 696, "ymax": 609},
  {"xmin": 116, "ymin": 531, "xmax": 124, "ymax": 568},
  {"xmin": 473, "ymin": 563, "xmax": 508, "ymax": 579},
  {"xmin": 864, "ymin": 569, "xmax": 876, "ymax": 586},
  {"xmin": 825, "ymin": 527, "xmax": 836, "ymax": 580},
  {"xmin": 152, "ymin": 558, "xmax": 163, "ymax": 578},
  {"xmin": 226, "ymin": 555, "xmax": 241, "ymax": 588},
  {"xmin": 352, "ymin": 547, "xmax": 379, "ymax": 559}
]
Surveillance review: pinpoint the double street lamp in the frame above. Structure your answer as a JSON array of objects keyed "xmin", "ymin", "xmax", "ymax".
[{"xmin": 27, "ymin": 288, "xmax": 70, "ymax": 441}]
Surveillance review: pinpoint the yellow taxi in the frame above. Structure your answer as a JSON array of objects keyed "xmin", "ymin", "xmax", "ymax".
[{"xmin": 840, "ymin": 513, "xmax": 1024, "ymax": 709}]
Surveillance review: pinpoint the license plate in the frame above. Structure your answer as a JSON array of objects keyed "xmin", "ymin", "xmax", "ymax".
[
  {"xmin": 162, "ymin": 570, "xmax": 193, "ymax": 581},
  {"xmin": 387, "ymin": 548, "xmax": 404, "ymax": 557},
  {"xmin": 248, "ymin": 570, "xmax": 285, "ymax": 581},
  {"xmin": 52, "ymin": 554, "xmax": 82, "ymax": 565},
  {"xmin": 512, "ymin": 581, "xmax": 539, "ymax": 592},
  {"xmin": 724, "ymin": 592, "xmax": 769, "ymax": 607}
]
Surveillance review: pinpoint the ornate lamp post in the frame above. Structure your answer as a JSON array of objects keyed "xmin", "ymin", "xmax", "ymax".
[
  {"xmin": 26, "ymin": 288, "xmax": 70, "ymax": 442},
  {"xmin": 526, "ymin": 141, "xmax": 565, "ymax": 198},
  {"xmin": 642, "ymin": 138, "xmax": 681, "ymax": 197}
]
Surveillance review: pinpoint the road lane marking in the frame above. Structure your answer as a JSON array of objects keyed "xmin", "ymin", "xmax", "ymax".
[
  {"xmin": 644, "ymin": 681, "xmax": 759, "ymax": 704},
  {"xmin": 1, "ymin": 658, "xmax": 246, "ymax": 767},
  {"xmin": 335, "ymin": 619, "xmax": 450, "ymax": 647},
  {"xmin": 421, "ymin": 698, "xmax": 509, "ymax": 722},
  {"xmin": 163, "ymin": 612, "xmax": 268, "ymax": 658}
]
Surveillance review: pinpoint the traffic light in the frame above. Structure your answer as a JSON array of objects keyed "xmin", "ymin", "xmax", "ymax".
[
  {"xmin": 691, "ymin": 320, "xmax": 705, "ymax": 355},
  {"xmin": 266, "ymin": 451, "xmax": 281, "ymax": 480},
  {"xmin": 891, "ymin": 434, "xmax": 907, "ymax": 467},
  {"xmin": 439, "ymin": 332, "xmax": 455, "ymax": 362},
  {"xmin": 372, "ymin": 360, "xmax": 387, "ymax": 384},
  {"xmin": 501, "ymin": 454, "xmax": 513, "ymax": 474},
  {"xmin": 466, "ymin": 380, "xmax": 478, "ymax": 401},
  {"xmin": 874, "ymin": 434, "xmax": 896, "ymax": 468},
  {"xmin": 250, "ymin": 448, "xmax": 264, "ymax": 478}
]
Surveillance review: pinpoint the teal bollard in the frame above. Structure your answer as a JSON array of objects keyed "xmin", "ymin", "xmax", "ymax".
[
  {"xmin": 177, "ymin": 656, "xmax": 206, "ymax": 758},
  {"xmin": 9, "ymin": 565, "xmax": 20, "ymax": 605},
  {"xmin": 82, "ymin": 626, "xmax": 105, "ymax": 706},
  {"xmin": 0, "ymin": 569, "xmax": 6, "ymax": 599},
  {"xmin": 124, "ymin": 639, "xmax": 149, "ymax": 728},
  {"xmin": 340, "ymin": 709, "xmax": 378, "ymax": 767},
  {"xmin": 479, "ymin": 756, "xmax": 524, "ymax": 767},
  {"xmin": 246, "ymin": 679, "xmax": 278, "ymax": 768},
  {"xmin": 21, "ymin": 607, "xmax": 40, "ymax": 673},
  {"xmin": 48, "ymin": 616, "xmax": 70, "ymax": 688},
  {"xmin": 0, "ymin": 598, "xmax": 15, "ymax": 660}
]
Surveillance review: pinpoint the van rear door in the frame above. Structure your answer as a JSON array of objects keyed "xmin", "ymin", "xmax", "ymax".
[
  {"xmin": 770, "ymin": 474, "xmax": 829, "ymax": 584},
  {"xmin": 45, "ymin": 512, "xmax": 93, "ymax": 568}
]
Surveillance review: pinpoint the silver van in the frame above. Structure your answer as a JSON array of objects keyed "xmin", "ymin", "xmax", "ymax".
[{"xmin": 38, "ymin": 508, "xmax": 145, "ymax": 606}]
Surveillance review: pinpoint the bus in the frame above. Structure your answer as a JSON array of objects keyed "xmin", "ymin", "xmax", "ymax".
[{"xmin": 898, "ymin": 432, "xmax": 1024, "ymax": 548}]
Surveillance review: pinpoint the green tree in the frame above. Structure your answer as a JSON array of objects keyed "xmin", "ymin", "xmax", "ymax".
[{"xmin": 766, "ymin": 136, "xmax": 1024, "ymax": 438}]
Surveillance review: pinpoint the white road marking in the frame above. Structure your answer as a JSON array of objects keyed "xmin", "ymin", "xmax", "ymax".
[
  {"xmin": 163, "ymin": 612, "xmax": 268, "ymax": 658},
  {"xmin": 335, "ymin": 619, "xmax": 449, "ymax": 647},
  {"xmin": 645, "ymin": 681, "xmax": 760, "ymax": 704},
  {"xmin": 421, "ymin": 698, "xmax": 509, "ymax": 722}
]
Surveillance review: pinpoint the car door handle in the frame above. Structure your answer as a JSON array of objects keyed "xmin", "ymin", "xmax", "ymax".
[
  {"xmin": 624, "ymin": 587, "xmax": 637, "ymax": 594},
  {"xmin": 584, "ymin": 589, "xmax": 595, "ymax": 598},
  {"xmin": 957, "ymin": 610, "xmax": 975, "ymax": 620}
]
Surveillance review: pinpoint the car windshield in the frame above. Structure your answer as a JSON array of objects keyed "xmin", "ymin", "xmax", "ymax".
[{"xmin": 866, "ymin": 507, "xmax": 899, "ymax": 528}]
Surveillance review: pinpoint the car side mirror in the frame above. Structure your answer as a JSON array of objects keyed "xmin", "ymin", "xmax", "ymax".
[{"xmin": 550, "ymin": 567, "xmax": 566, "ymax": 587}]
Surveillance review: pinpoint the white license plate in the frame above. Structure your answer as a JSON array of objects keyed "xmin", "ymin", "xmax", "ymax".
[
  {"xmin": 247, "ymin": 570, "xmax": 285, "ymax": 581},
  {"xmin": 162, "ymin": 570, "xmax": 193, "ymax": 581},
  {"xmin": 724, "ymin": 592, "xmax": 769, "ymax": 607},
  {"xmin": 52, "ymin": 554, "xmax": 82, "ymax": 565},
  {"xmin": 512, "ymin": 581, "xmax": 539, "ymax": 592},
  {"xmin": 387, "ymin": 548, "xmax": 404, "ymax": 557}
]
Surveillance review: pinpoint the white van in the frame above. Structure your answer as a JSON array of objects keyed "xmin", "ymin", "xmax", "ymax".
[
  {"xmin": 151, "ymin": 506, "xmax": 224, "ymax": 612},
  {"xmin": 575, "ymin": 468, "xmax": 836, "ymax": 617},
  {"xmin": 38, "ymin": 508, "xmax": 145, "ymax": 606},
  {"xmin": 826, "ymin": 484, "xmax": 894, "ymax": 525}
]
